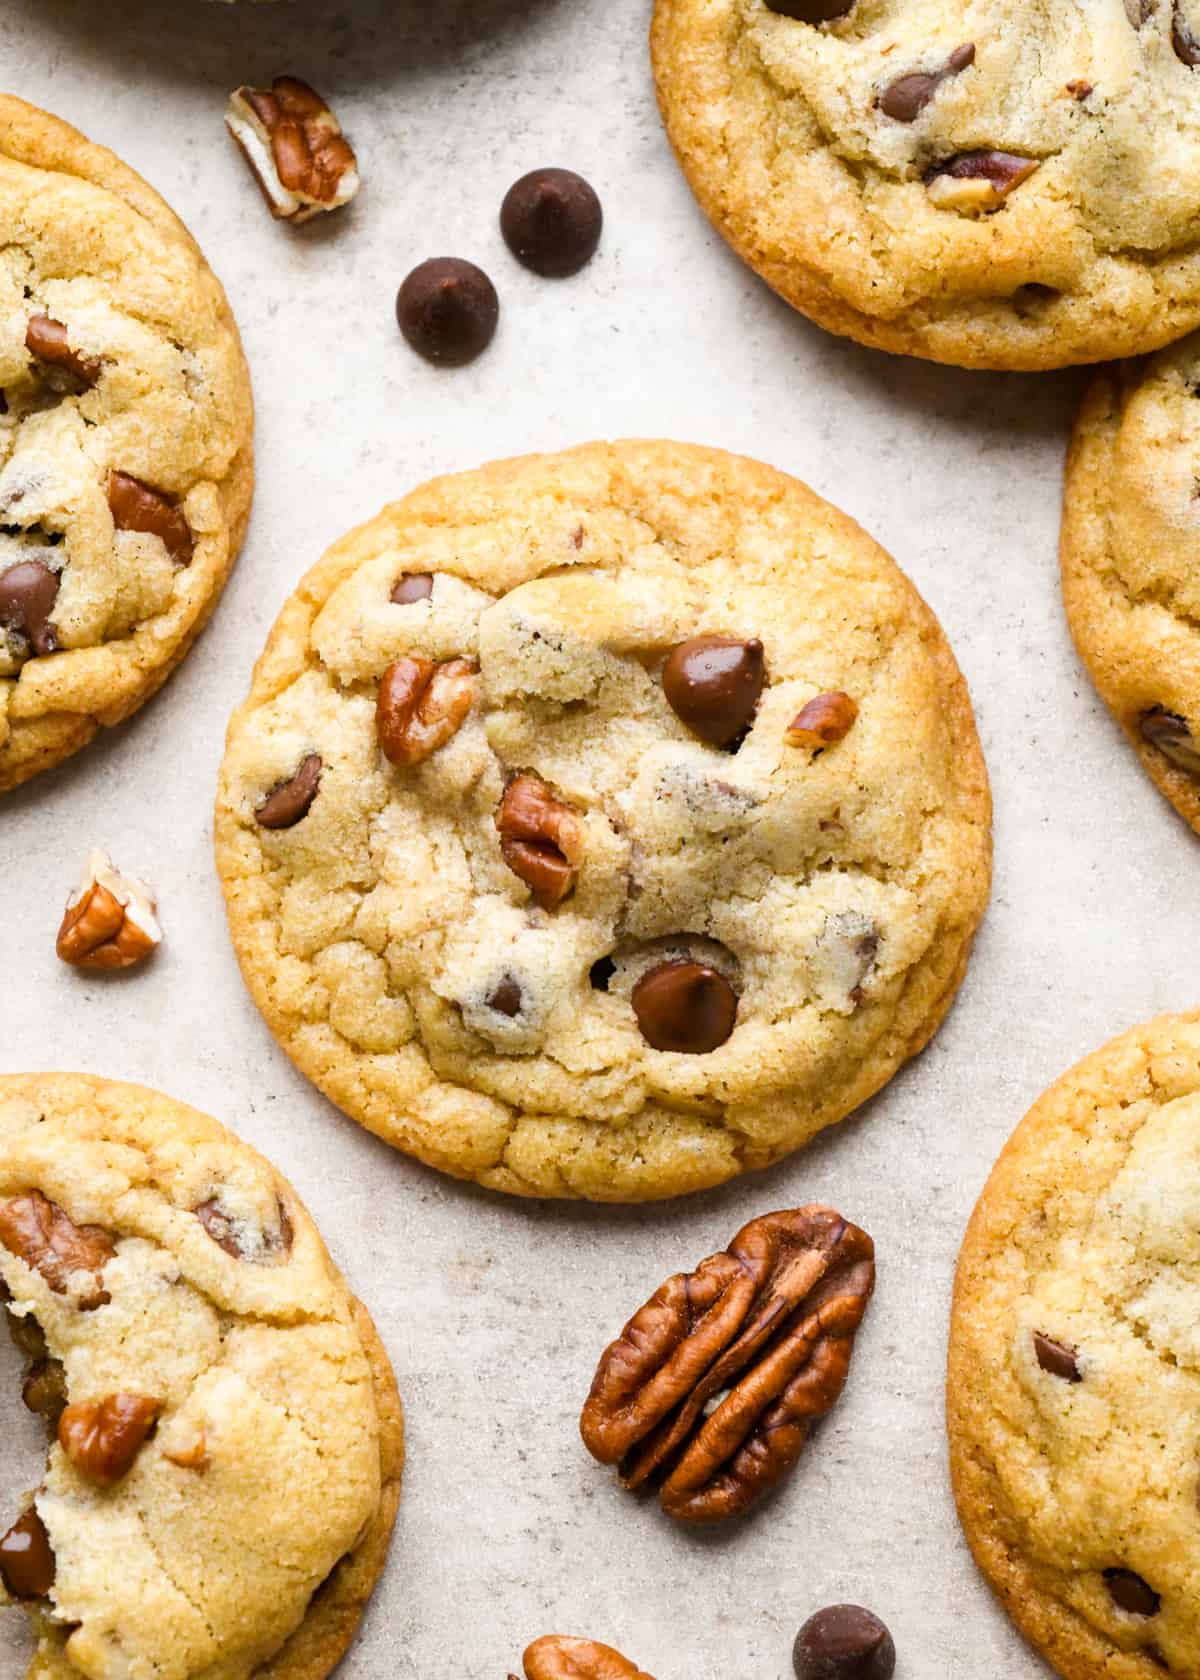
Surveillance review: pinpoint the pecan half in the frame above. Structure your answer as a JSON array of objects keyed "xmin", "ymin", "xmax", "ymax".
[
  {"xmin": 376, "ymin": 656, "xmax": 478, "ymax": 767},
  {"xmin": 581, "ymin": 1207, "xmax": 875, "ymax": 1524},
  {"xmin": 925, "ymin": 150, "xmax": 1039, "ymax": 214},
  {"xmin": 496, "ymin": 774, "xmax": 585, "ymax": 910},
  {"xmin": 56, "ymin": 850, "xmax": 162, "ymax": 971},
  {"xmin": 226, "ymin": 77, "xmax": 360, "ymax": 224},
  {"xmin": 785, "ymin": 691, "xmax": 859, "ymax": 751},
  {"xmin": 25, "ymin": 315, "xmax": 101, "ymax": 393},
  {"xmin": 522, "ymin": 1637, "xmax": 656, "ymax": 1680},
  {"xmin": 59, "ymin": 1393, "xmax": 161, "ymax": 1485},
  {"xmin": 106, "ymin": 470, "xmax": 193, "ymax": 564},
  {"xmin": 0, "ymin": 1191, "xmax": 115, "ymax": 1309}
]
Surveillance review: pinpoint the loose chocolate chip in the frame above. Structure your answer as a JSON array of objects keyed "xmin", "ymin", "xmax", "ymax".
[
  {"xmin": 0, "ymin": 559, "xmax": 59, "ymax": 655},
  {"xmin": 766, "ymin": 0, "xmax": 856, "ymax": 18},
  {"xmin": 501, "ymin": 168, "xmax": 603, "ymax": 278},
  {"xmin": 662, "ymin": 636, "xmax": 766, "ymax": 749},
  {"xmin": 1174, "ymin": 0, "xmax": 1200, "ymax": 60},
  {"xmin": 106, "ymin": 470, "xmax": 193, "ymax": 564},
  {"xmin": 632, "ymin": 958, "xmax": 738, "ymax": 1053},
  {"xmin": 486, "ymin": 976, "xmax": 523, "ymax": 1017},
  {"xmin": 1034, "ymin": 1332, "xmax": 1081, "ymax": 1383},
  {"xmin": 0, "ymin": 1508, "xmax": 55, "ymax": 1600},
  {"xmin": 1140, "ymin": 707, "xmax": 1200, "ymax": 776},
  {"xmin": 1105, "ymin": 1570, "xmax": 1161, "ymax": 1617},
  {"xmin": 255, "ymin": 753, "xmax": 323, "ymax": 830},
  {"xmin": 396, "ymin": 258, "xmax": 499, "ymax": 367},
  {"xmin": 589, "ymin": 955, "xmax": 616, "ymax": 991},
  {"xmin": 391, "ymin": 572, "xmax": 434, "ymax": 605},
  {"xmin": 879, "ymin": 43, "xmax": 975, "ymax": 121},
  {"xmin": 793, "ymin": 1606, "xmax": 896, "ymax": 1680}
]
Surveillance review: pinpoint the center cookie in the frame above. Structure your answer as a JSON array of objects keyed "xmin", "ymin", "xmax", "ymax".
[
  {"xmin": 652, "ymin": 0, "xmax": 1200, "ymax": 370},
  {"xmin": 215, "ymin": 441, "xmax": 991, "ymax": 1202}
]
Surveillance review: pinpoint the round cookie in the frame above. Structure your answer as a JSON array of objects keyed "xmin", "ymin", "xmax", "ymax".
[
  {"xmin": 651, "ymin": 0, "xmax": 1200, "ymax": 371},
  {"xmin": 1061, "ymin": 334, "xmax": 1200, "ymax": 835},
  {"xmin": 0, "ymin": 1074, "xmax": 403, "ymax": 1680},
  {"xmin": 948, "ymin": 1012, "xmax": 1200, "ymax": 1680},
  {"xmin": 0, "ymin": 96, "xmax": 253, "ymax": 792},
  {"xmin": 215, "ymin": 441, "xmax": 990, "ymax": 1202}
]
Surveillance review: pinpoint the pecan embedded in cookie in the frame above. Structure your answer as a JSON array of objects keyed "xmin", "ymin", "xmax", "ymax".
[{"xmin": 0, "ymin": 1190, "xmax": 114, "ymax": 1308}]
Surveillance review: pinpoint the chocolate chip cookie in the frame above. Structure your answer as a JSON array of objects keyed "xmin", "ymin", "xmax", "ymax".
[
  {"xmin": 0, "ymin": 1074, "xmax": 403, "ymax": 1680},
  {"xmin": 652, "ymin": 1, "xmax": 1200, "ymax": 370},
  {"xmin": 215, "ymin": 441, "xmax": 991, "ymax": 1202},
  {"xmin": 948, "ymin": 1012, "xmax": 1200, "ymax": 1678},
  {"xmin": 0, "ymin": 96, "xmax": 253, "ymax": 791},
  {"xmin": 1061, "ymin": 335, "xmax": 1200, "ymax": 835}
]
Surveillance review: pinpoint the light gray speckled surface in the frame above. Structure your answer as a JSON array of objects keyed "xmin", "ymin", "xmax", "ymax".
[{"xmin": 0, "ymin": 3, "xmax": 1194, "ymax": 1677}]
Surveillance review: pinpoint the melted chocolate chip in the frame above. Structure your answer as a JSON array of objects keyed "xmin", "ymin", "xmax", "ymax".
[
  {"xmin": 766, "ymin": 0, "xmax": 856, "ymax": 18},
  {"xmin": 486, "ymin": 976, "xmax": 524, "ymax": 1018},
  {"xmin": 1140, "ymin": 707, "xmax": 1200, "ymax": 776},
  {"xmin": 662, "ymin": 636, "xmax": 766, "ymax": 748},
  {"xmin": 0, "ymin": 1509, "xmax": 55, "ymax": 1600},
  {"xmin": 879, "ymin": 43, "xmax": 975, "ymax": 121},
  {"xmin": 25, "ymin": 315, "xmax": 101, "ymax": 392},
  {"xmin": 1033, "ymin": 1332, "xmax": 1081, "ymax": 1382},
  {"xmin": 396, "ymin": 259, "xmax": 499, "ymax": 367},
  {"xmin": 391, "ymin": 572, "xmax": 434, "ymax": 605},
  {"xmin": 793, "ymin": 1605, "xmax": 896, "ymax": 1680},
  {"xmin": 255, "ymin": 753, "xmax": 323, "ymax": 830},
  {"xmin": 632, "ymin": 958, "xmax": 738, "ymax": 1054},
  {"xmin": 501, "ymin": 168, "xmax": 603, "ymax": 277},
  {"xmin": 106, "ymin": 471, "xmax": 193, "ymax": 564},
  {"xmin": 1105, "ymin": 1569, "xmax": 1161, "ymax": 1617},
  {"xmin": 0, "ymin": 559, "xmax": 59, "ymax": 655}
]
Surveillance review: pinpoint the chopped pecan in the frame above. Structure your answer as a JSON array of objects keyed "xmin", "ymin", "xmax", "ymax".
[
  {"xmin": 522, "ymin": 1637, "xmax": 655, "ymax": 1680},
  {"xmin": 106, "ymin": 470, "xmax": 193, "ymax": 564},
  {"xmin": 58, "ymin": 1393, "xmax": 161, "ymax": 1485},
  {"xmin": 925, "ymin": 150, "xmax": 1039, "ymax": 214},
  {"xmin": 25, "ymin": 315, "xmax": 101, "ymax": 393},
  {"xmin": 496, "ymin": 774, "xmax": 585, "ymax": 910},
  {"xmin": 22, "ymin": 1357, "xmax": 67, "ymax": 1424},
  {"xmin": 581, "ymin": 1207, "xmax": 875, "ymax": 1524},
  {"xmin": 376, "ymin": 656, "xmax": 478, "ymax": 767},
  {"xmin": 195, "ymin": 1195, "xmax": 293, "ymax": 1264},
  {"xmin": 226, "ymin": 77, "xmax": 360, "ymax": 223},
  {"xmin": 0, "ymin": 1190, "xmax": 115, "ymax": 1309},
  {"xmin": 56, "ymin": 849, "xmax": 162, "ymax": 971},
  {"xmin": 785, "ymin": 691, "xmax": 859, "ymax": 751}
]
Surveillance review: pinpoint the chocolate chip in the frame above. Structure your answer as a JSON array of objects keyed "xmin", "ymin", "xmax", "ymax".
[
  {"xmin": 1105, "ymin": 1570, "xmax": 1161, "ymax": 1617},
  {"xmin": 0, "ymin": 1508, "xmax": 55, "ymax": 1601},
  {"xmin": 765, "ymin": 0, "xmax": 856, "ymax": 18},
  {"xmin": 396, "ymin": 258, "xmax": 499, "ymax": 367},
  {"xmin": 391, "ymin": 572, "xmax": 434, "ymax": 605},
  {"xmin": 486, "ymin": 976, "xmax": 523, "ymax": 1017},
  {"xmin": 25, "ymin": 314, "xmax": 101, "ymax": 392},
  {"xmin": 662, "ymin": 636, "xmax": 766, "ymax": 748},
  {"xmin": 195, "ymin": 1197, "xmax": 293, "ymax": 1262},
  {"xmin": 0, "ymin": 559, "xmax": 59, "ymax": 655},
  {"xmin": 879, "ymin": 43, "xmax": 975, "ymax": 121},
  {"xmin": 1174, "ymin": 0, "xmax": 1200, "ymax": 59},
  {"xmin": 1140, "ymin": 707, "xmax": 1200, "ymax": 776},
  {"xmin": 255, "ymin": 753, "xmax": 323, "ymax": 830},
  {"xmin": 632, "ymin": 959, "xmax": 738, "ymax": 1053},
  {"xmin": 106, "ymin": 471, "xmax": 193, "ymax": 564},
  {"xmin": 501, "ymin": 168, "xmax": 603, "ymax": 278},
  {"xmin": 1034, "ymin": 1332, "xmax": 1081, "ymax": 1382},
  {"xmin": 793, "ymin": 1605, "xmax": 896, "ymax": 1680}
]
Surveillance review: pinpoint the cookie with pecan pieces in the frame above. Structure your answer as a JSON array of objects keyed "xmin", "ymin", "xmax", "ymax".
[
  {"xmin": 653, "ymin": 0, "xmax": 1200, "ymax": 369},
  {"xmin": 949, "ymin": 1012, "xmax": 1200, "ymax": 1679},
  {"xmin": 0, "ymin": 95, "xmax": 252, "ymax": 791},
  {"xmin": 0, "ymin": 1074, "xmax": 402, "ymax": 1680},
  {"xmin": 215, "ymin": 440, "xmax": 990, "ymax": 1201}
]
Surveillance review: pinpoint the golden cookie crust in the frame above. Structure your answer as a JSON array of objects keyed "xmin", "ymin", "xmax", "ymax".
[
  {"xmin": 0, "ymin": 1074, "xmax": 402, "ymax": 1680},
  {"xmin": 215, "ymin": 440, "xmax": 991, "ymax": 1202},
  {"xmin": 651, "ymin": 0, "xmax": 1200, "ymax": 372},
  {"xmin": 1061, "ymin": 335, "xmax": 1200, "ymax": 835},
  {"xmin": 948, "ymin": 1012, "xmax": 1200, "ymax": 1680},
  {"xmin": 0, "ymin": 96, "xmax": 254, "ymax": 792}
]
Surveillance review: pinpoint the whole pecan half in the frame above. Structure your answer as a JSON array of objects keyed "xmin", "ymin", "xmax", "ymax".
[
  {"xmin": 581, "ymin": 1207, "xmax": 875, "ymax": 1524},
  {"xmin": 376, "ymin": 656, "xmax": 478, "ymax": 767},
  {"xmin": 0, "ymin": 1190, "xmax": 115, "ymax": 1309},
  {"xmin": 496, "ymin": 774, "xmax": 585, "ymax": 909},
  {"xmin": 521, "ymin": 1636, "xmax": 655, "ymax": 1680}
]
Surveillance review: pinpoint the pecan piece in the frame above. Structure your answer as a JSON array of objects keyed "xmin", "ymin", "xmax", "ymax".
[
  {"xmin": 226, "ymin": 77, "xmax": 359, "ymax": 224},
  {"xmin": 23, "ymin": 1357, "xmax": 67, "ymax": 1424},
  {"xmin": 195, "ymin": 1195, "xmax": 293, "ymax": 1264},
  {"xmin": 522, "ymin": 1636, "xmax": 656, "ymax": 1680},
  {"xmin": 0, "ymin": 1190, "xmax": 114, "ymax": 1309},
  {"xmin": 925, "ymin": 150, "xmax": 1039, "ymax": 214},
  {"xmin": 785, "ymin": 690, "xmax": 859, "ymax": 751},
  {"xmin": 59, "ymin": 1393, "xmax": 161, "ymax": 1485},
  {"xmin": 106, "ymin": 470, "xmax": 193, "ymax": 564},
  {"xmin": 496, "ymin": 774, "xmax": 585, "ymax": 910},
  {"xmin": 25, "ymin": 315, "xmax": 101, "ymax": 393},
  {"xmin": 1140, "ymin": 706, "xmax": 1200, "ymax": 776},
  {"xmin": 581, "ymin": 1207, "xmax": 875, "ymax": 1524},
  {"xmin": 56, "ymin": 849, "xmax": 162, "ymax": 971},
  {"xmin": 376, "ymin": 656, "xmax": 478, "ymax": 767}
]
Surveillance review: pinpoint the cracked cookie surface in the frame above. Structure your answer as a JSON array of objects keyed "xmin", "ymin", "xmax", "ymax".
[
  {"xmin": 1061, "ymin": 334, "xmax": 1200, "ymax": 836},
  {"xmin": 0, "ymin": 1074, "xmax": 403, "ymax": 1680},
  {"xmin": 0, "ymin": 96, "xmax": 253, "ymax": 792},
  {"xmin": 215, "ymin": 441, "xmax": 990, "ymax": 1202},
  {"xmin": 652, "ymin": 0, "xmax": 1200, "ymax": 370},
  {"xmin": 949, "ymin": 1012, "xmax": 1200, "ymax": 1680}
]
